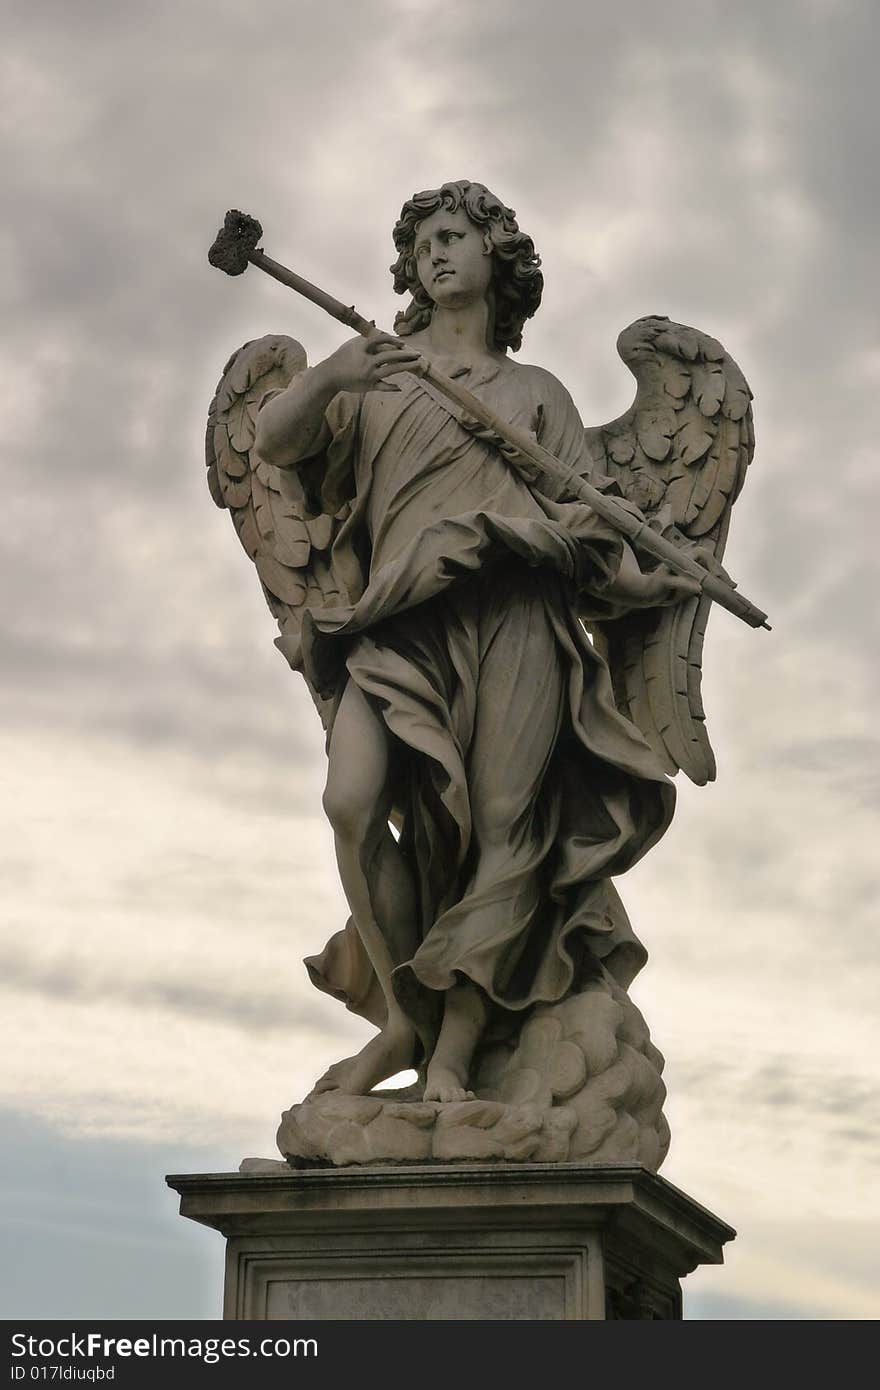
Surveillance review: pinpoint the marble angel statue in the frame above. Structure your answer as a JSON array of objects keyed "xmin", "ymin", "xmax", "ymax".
[{"xmin": 205, "ymin": 181, "xmax": 757, "ymax": 1167}]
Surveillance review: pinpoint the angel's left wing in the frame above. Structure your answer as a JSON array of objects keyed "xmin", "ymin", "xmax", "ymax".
[{"xmin": 584, "ymin": 316, "xmax": 755, "ymax": 785}]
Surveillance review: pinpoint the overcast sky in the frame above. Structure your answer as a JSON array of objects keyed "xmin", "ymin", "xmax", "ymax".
[{"xmin": 2, "ymin": 0, "xmax": 878, "ymax": 1320}]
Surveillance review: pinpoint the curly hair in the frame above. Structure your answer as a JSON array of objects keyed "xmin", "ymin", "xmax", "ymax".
[{"xmin": 390, "ymin": 180, "xmax": 543, "ymax": 353}]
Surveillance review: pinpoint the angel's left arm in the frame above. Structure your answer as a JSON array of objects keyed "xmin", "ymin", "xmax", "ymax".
[{"xmin": 603, "ymin": 541, "xmax": 700, "ymax": 608}]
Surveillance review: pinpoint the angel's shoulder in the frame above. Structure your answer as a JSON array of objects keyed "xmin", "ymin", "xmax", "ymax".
[{"xmin": 505, "ymin": 359, "xmax": 578, "ymax": 405}]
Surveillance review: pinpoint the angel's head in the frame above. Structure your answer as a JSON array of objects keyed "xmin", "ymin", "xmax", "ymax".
[{"xmin": 390, "ymin": 180, "xmax": 543, "ymax": 353}]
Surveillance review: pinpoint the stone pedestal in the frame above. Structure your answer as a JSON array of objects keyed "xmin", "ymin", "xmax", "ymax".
[{"xmin": 167, "ymin": 1162, "xmax": 734, "ymax": 1320}]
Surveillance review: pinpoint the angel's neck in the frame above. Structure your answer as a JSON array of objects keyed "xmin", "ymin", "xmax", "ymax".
[{"xmin": 421, "ymin": 299, "xmax": 501, "ymax": 364}]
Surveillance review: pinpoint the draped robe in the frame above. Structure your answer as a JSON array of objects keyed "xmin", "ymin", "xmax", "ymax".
[{"xmin": 281, "ymin": 356, "xmax": 676, "ymax": 1049}]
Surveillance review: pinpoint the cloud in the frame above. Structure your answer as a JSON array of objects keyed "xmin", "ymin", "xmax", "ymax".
[
  {"xmin": 0, "ymin": 941, "xmax": 331, "ymax": 1034},
  {"xmin": 1, "ymin": 0, "xmax": 878, "ymax": 1321},
  {"xmin": 0, "ymin": 1111, "xmax": 222, "ymax": 1318},
  {"xmin": 0, "ymin": 725, "xmax": 369, "ymax": 1146},
  {"xmin": 689, "ymin": 1215, "xmax": 880, "ymax": 1320}
]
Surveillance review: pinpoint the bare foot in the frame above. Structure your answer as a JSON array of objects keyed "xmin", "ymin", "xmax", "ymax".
[
  {"xmin": 423, "ymin": 1063, "xmax": 475, "ymax": 1104},
  {"xmin": 310, "ymin": 1023, "xmax": 416, "ymax": 1097}
]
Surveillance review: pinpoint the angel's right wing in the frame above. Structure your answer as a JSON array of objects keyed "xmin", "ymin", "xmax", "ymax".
[{"xmin": 206, "ymin": 334, "xmax": 353, "ymax": 731}]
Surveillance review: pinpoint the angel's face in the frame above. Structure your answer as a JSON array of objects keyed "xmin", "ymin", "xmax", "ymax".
[{"xmin": 413, "ymin": 206, "xmax": 493, "ymax": 308}]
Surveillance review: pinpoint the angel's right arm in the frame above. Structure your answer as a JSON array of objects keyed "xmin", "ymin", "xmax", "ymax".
[
  {"xmin": 254, "ymin": 360, "xmax": 339, "ymax": 469},
  {"xmin": 255, "ymin": 333, "xmax": 423, "ymax": 468}
]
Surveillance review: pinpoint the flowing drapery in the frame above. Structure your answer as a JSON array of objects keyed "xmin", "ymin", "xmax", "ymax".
[{"xmin": 283, "ymin": 359, "xmax": 675, "ymax": 1045}]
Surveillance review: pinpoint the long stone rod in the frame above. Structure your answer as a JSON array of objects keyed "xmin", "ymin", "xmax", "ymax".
[{"xmin": 250, "ymin": 248, "xmax": 770, "ymax": 631}]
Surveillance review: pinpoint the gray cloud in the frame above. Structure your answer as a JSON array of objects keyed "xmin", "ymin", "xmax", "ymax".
[
  {"xmin": 0, "ymin": 943, "xmax": 332, "ymax": 1035},
  {"xmin": 0, "ymin": 1110, "xmax": 222, "ymax": 1318},
  {"xmin": 2, "ymin": 0, "xmax": 878, "ymax": 1321},
  {"xmin": 673, "ymin": 1054, "xmax": 880, "ymax": 1156}
]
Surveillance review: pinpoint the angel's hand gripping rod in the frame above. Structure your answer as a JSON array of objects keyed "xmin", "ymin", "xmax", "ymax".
[{"xmin": 209, "ymin": 210, "xmax": 770, "ymax": 631}]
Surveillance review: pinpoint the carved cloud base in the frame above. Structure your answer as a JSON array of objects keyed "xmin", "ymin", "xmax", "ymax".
[
  {"xmin": 277, "ymin": 975, "xmax": 670, "ymax": 1169},
  {"xmin": 167, "ymin": 1163, "xmax": 734, "ymax": 1320}
]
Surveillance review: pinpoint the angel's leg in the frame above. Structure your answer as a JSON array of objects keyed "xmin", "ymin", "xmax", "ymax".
[
  {"xmin": 422, "ymin": 980, "xmax": 489, "ymax": 1103},
  {"xmin": 312, "ymin": 678, "xmax": 419, "ymax": 1096},
  {"xmin": 424, "ymin": 582, "xmax": 564, "ymax": 1102}
]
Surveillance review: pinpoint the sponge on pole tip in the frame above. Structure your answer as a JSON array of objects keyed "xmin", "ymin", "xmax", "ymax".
[{"xmin": 208, "ymin": 209, "xmax": 263, "ymax": 276}]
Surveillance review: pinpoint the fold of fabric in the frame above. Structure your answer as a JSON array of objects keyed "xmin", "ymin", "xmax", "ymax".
[{"xmin": 291, "ymin": 362, "xmax": 675, "ymax": 1047}]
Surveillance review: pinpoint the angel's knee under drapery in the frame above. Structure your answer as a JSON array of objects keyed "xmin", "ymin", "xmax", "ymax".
[{"xmin": 304, "ymin": 562, "xmax": 675, "ymax": 1048}]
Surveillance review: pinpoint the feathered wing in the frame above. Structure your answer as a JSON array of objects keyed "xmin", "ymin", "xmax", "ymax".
[
  {"xmin": 206, "ymin": 334, "xmax": 352, "ymax": 731},
  {"xmin": 584, "ymin": 316, "xmax": 755, "ymax": 785}
]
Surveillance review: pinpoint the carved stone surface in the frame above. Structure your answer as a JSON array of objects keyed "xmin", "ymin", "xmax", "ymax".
[
  {"xmin": 276, "ymin": 976, "xmax": 668, "ymax": 1167},
  {"xmin": 167, "ymin": 1163, "xmax": 735, "ymax": 1321},
  {"xmin": 204, "ymin": 180, "xmax": 758, "ymax": 1167}
]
